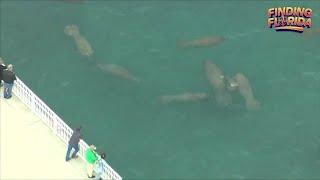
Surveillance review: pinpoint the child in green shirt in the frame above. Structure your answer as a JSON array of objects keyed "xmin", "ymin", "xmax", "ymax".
[{"xmin": 86, "ymin": 145, "xmax": 97, "ymax": 178}]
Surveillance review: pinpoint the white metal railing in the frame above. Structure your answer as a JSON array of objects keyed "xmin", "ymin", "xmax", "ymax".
[{"xmin": 12, "ymin": 77, "xmax": 122, "ymax": 180}]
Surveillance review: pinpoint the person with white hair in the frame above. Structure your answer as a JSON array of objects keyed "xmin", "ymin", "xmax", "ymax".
[
  {"xmin": 85, "ymin": 145, "xmax": 98, "ymax": 178},
  {"xmin": 94, "ymin": 152, "xmax": 106, "ymax": 180},
  {"xmin": 0, "ymin": 57, "xmax": 7, "ymax": 87},
  {"xmin": 2, "ymin": 64, "xmax": 16, "ymax": 99}
]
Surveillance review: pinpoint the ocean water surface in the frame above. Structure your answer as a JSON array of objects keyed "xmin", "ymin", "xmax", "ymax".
[{"xmin": 1, "ymin": 1, "xmax": 320, "ymax": 178}]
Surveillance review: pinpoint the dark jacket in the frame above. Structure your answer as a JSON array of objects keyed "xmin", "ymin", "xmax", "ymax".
[
  {"xmin": 2, "ymin": 69, "xmax": 16, "ymax": 84},
  {"xmin": 0, "ymin": 64, "xmax": 6, "ymax": 80},
  {"xmin": 69, "ymin": 128, "xmax": 81, "ymax": 145}
]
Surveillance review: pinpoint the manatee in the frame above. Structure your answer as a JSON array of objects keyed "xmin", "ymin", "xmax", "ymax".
[
  {"xmin": 234, "ymin": 73, "xmax": 260, "ymax": 110},
  {"xmin": 64, "ymin": 25, "xmax": 93, "ymax": 57},
  {"xmin": 159, "ymin": 92, "xmax": 210, "ymax": 104},
  {"xmin": 96, "ymin": 63, "xmax": 140, "ymax": 83},
  {"xmin": 204, "ymin": 60, "xmax": 232, "ymax": 107},
  {"xmin": 178, "ymin": 36, "xmax": 225, "ymax": 48}
]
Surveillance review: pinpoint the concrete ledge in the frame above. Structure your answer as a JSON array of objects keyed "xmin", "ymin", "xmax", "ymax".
[{"xmin": 0, "ymin": 88, "xmax": 88, "ymax": 179}]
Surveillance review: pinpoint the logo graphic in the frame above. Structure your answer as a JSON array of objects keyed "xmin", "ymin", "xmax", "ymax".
[{"xmin": 268, "ymin": 7, "xmax": 312, "ymax": 33}]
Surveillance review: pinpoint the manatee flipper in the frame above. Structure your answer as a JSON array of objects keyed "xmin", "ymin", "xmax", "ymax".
[{"xmin": 234, "ymin": 73, "xmax": 260, "ymax": 110}]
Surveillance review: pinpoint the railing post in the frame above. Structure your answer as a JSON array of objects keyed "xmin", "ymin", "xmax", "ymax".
[
  {"xmin": 30, "ymin": 93, "xmax": 36, "ymax": 114},
  {"xmin": 52, "ymin": 114, "xmax": 58, "ymax": 136}
]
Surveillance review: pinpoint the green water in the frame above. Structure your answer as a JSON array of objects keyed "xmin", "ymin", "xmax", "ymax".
[{"xmin": 1, "ymin": 0, "xmax": 320, "ymax": 178}]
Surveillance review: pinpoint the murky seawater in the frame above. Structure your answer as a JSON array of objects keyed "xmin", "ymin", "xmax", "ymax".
[{"xmin": 1, "ymin": 0, "xmax": 320, "ymax": 178}]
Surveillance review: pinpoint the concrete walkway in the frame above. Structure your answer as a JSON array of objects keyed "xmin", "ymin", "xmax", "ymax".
[{"xmin": 0, "ymin": 89, "xmax": 88, "ymax": 179}]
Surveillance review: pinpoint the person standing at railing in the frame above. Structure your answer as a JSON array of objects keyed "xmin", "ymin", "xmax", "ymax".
[
  {"xmin": 94, "ymin": 152, "xmax": 106, "ymax": 180},
  {"xmin": 86, "ymin": 145, "xmax": 98, "ymax": 178},
  {"xmin": 2, "ymin": 64, "xmax": 16, "ymax": 99},
  {"xmin": 65, "ymin": 126, "xmax": 82, "ymax": 161},
  {"xmin": 0, "ymin": 57, "xmax": 7, "ymax": 87}
]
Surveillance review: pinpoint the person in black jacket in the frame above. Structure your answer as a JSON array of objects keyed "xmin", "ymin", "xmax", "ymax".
[
  {"xmin": 0, "ymin": 58, "xmax": 7, "ymax": 87},
  {"xmin": 2, "ymin": 64, "xmax": 16, "ymax": 99},
  {"xmin": 65, "ymin": 126, "xmax": 82, "ymax": 161}
]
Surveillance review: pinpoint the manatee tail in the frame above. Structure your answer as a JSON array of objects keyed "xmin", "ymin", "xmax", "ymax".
[
  {"xmin": 177, "ymin": 41, "xmax": 190, "ymax": 49},
  {"xmin": 131, "ymin": 76, "xmax": 141, "ymax": 83},
  {"xmin": 87, "ymin": 55, "xmax": 96, "ymax": 63},
  {"xmin": 246, "ymin": 98, "xmax": 261, "ymax": 110},
  {"xmin": 158, "ymin": 95, "xmax": 173, "ymax": 104},
  {"xmin": 85, "ymin": 55, "xmax": 100, "ymax": 68}
]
